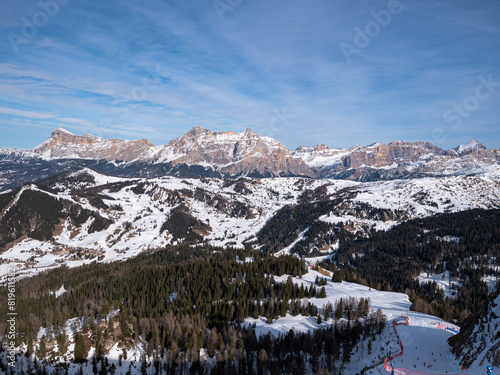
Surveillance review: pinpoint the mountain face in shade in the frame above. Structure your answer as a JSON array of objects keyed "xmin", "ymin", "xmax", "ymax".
[{"xmin": 451, "ymin": 292, "xmax": 500, "ymax": 368}]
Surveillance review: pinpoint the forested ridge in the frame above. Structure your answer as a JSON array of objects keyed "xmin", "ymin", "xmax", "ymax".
[
  {"xmin": 256, "ymin": 186, "xmax": 407, "ymax": 256},
  {"xmin": 0, "ymin": 186, "xmax": 112, "ymax": 248},
  {"xmin": 0, "ymin": 246, "xmax": 385, "ymax": 374},
  {"xmin": 319, "ymin": 209, "xmax": 500, "ymax": 320},
  {"xmin": 1, "ymin": 191, "xmax": 499, "ymax": 373},
  {"xmin": 257, "ymin": 201, "xmax": 500, "ymax": 322}
]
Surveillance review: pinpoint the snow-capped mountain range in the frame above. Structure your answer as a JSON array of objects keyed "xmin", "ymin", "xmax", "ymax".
[
  {"xmin": 1, "ymin": 127, "xmax": 499, "ymax": 189},
  {"xmin": 9, "ymin": 127, "xmax": 311, "ymax": 177}
]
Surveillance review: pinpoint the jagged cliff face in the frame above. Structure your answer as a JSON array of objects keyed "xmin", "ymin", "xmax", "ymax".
[
  {"xmin": 336, "ymin": 141, "xmax": 446, "ymax": 169},
  {"xmin": 3, "ymin": 127, "xmax": 497, "ymax": 181},
  {"xmin": 33, "ymin": 128, "xmax": 155, "ymax": 161},
  {"xmin": 154, "ymin": 126, "xmax": 312, "ymax": 176},
  {"xmin": 293, "ymin": 140, "xmax": 499, "ymax": 180},
  {"xmin": 27, "ymin": 127, "xmax": 313, "ymax": 177}
]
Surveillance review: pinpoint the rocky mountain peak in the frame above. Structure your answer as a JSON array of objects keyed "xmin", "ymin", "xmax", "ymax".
[
  {"xmin": 34, "ymin": 127, "xmax": 100, "ymax": 155},
  {"xmin": 158, "ymin": 126, "xmax": 311, "ymax": 176},
  {"xmin": 54, "ymin": 126, "xmax": 73, "ymax": 135},
  {"xmin": 453, "ymin": 140, "xmax": 486, "ymax": 155},
  {"xmin": 8, "ymin": 127, "xmax": 497, "ymax": 181},
  {"xmin": 187, "ymin": 126, "xmax": 211, "ymax": 137},
  {"xmin": 33, "ymin": 128, "xmax": 154, "ymax": 161},
  {"xmin": 313, "ymin": 143, "xmax": 330, "ymax": 152},
  {"xmin": 26, "ymin": 127, "xmax": 312, "ymax": 177}
]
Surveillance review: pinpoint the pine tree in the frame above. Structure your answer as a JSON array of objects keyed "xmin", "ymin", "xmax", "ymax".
[
  {"xmin": 92, "ymin": 355, "xmax": 98, "ymax": 374},
  {"xmin": 74, "ymin": 333, "xmax": 87, "ymax": 363},
  {"xmin": 335, "ymin": 299, "xmax": 344, "ymax": 320},
  {"xmin": 317, "ymin": 286, "xmax": 327, "ymax": 298}
]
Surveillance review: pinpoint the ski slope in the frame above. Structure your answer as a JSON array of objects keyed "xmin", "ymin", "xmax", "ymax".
[
  {"xmin": 244, "ymin": 269, "xmax": 474, "ymax": 375},
  {"xmin": 246, "ymin": 268, "xmax": 414, "ymax": 336},
  {"xmin": 383, "ymin": 323, "xmax": 466, "ymax": 375}
]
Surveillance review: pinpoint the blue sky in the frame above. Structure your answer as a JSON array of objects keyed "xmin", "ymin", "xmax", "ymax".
[{"xmin": 0, "ymin": 0, "xmax": 499, "ymax": 150}]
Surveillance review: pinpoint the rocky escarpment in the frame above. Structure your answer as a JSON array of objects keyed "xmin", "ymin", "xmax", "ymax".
[
  {"xmin": 335, "ymin": 141, "xmax": 447, "ymax": 169},
  {"xmin": 1, "ymin": 127, "xmax": 498, "ymax": 183},
  {"xmin": 155, "ymin": 126, "xmax": 312, "ymax": 176},
  {"xmin": 33, "ymin": 128, "xmax": 154, "ymax": 161},
  {"xmin": 297, "ymin": 140, "xmax": 500, "ymax": 180},
  {"xmin": 30, "ymin": 126, "xmax": 313, "ymax": 177}
]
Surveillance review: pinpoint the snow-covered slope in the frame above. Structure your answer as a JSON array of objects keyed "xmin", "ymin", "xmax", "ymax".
[
  {"xmin": 1, "ymin": 168, "xmax": 499, "ymax": 280},
  {"xmin": 453, "ymin": 140, "xmax": 487, "ymax": 155},
  {"xmin": 272, "ymin": 270, "xmax": 463, "ymax": 375},
  {"xmin": 290, "ymin": 143, "xmax": 361, "ymax": 169}
]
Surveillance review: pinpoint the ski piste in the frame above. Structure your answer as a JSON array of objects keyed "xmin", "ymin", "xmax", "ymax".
[{"xmin": 382, "ymin": 317, "xmax": 489, "ymax": 375}]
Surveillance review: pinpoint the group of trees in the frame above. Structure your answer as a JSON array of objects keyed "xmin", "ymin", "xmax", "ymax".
[
  {"xmin": 0, "ymin": 312, "xmax": 386, "ymax": 375},
  {"xmin": 320, "ymin": 208, "xmax": 500, "ymax": 321},
  {"xmin": 0, "ymin": 245, "xmax": 389, "ymax": 374}
]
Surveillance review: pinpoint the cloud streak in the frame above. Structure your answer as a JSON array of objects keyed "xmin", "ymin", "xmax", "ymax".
[
  {"xmin": 0, "ymin": 106, "xmax": 56, "ymax": 119},
  {"xmin": 0, "ymin": 0, "xmax": 499, "ymax": 150}
]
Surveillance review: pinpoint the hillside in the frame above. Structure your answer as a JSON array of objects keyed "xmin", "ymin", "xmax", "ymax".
[
  {"xmin": 1, "ymin": 168, "xmax": 499, "ymax": 282},
  {"xmin": 451, "ymin": 292, "xmax": 500, "ymax": 370},
  {"xmin": 0, "ymin": 246, "xmax": 469, "ymax": 375},
  {"xmin": 0, "ymin": 129, "xmax": 499, "ymax": 374}
]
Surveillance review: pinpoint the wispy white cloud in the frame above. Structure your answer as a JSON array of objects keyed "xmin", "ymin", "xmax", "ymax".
[
  {"xmin": 0, "ymin": 0, "xmax": 499, "ymax": 149},
  {"xmin": 0, "ymin": 106, "xmax": 56, "ymax": 119}
]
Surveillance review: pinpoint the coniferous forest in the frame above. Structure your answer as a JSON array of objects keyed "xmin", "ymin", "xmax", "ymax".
[
  {"xmin": 323, "ymin": 209, "xmax": 500, "ymax": 321},
  {"xmin": 0, "ymin": 247, "xmax": 385, "ymax": 374},
  {"xmin": 0, "ymin": 208, "xmax": 499, "ymax": 374}
]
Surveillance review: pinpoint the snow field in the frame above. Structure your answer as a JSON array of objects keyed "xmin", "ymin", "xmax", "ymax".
[{"xmin": 1, "ymin": 171, "xmax": 500, "ymax": 281}]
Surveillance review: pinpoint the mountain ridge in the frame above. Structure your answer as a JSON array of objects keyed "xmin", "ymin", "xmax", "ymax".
[
  {"xmin": 1, "ymin": 166, "xmax": 499, "ymax": 278},
  {"xmin": 1, "ymin": 127, "xmax": 499, "ymax": 186}
]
